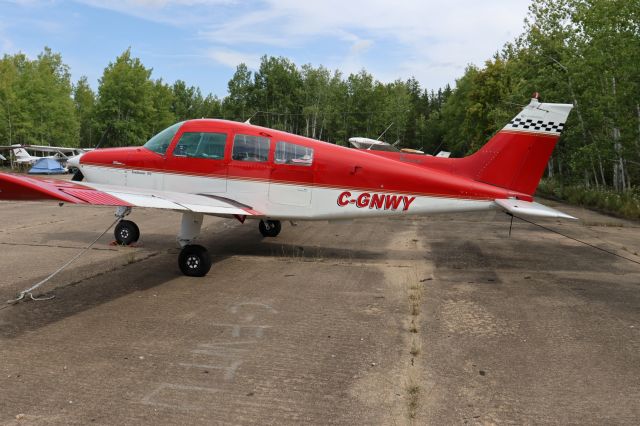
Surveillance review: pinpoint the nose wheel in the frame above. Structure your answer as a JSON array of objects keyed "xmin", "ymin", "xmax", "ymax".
[
  {"xmin": 115, "ymin": 220, "xmax": 140, "ymax": 245},
  {"xmin": 178, "ymin": 244, "xmax": 212, "ymax": 277},
  {"xmin": 259, "ymin": 220, "xmax": 281, "ymax": 237}
]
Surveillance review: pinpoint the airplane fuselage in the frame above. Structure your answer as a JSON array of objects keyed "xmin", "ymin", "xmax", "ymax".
[{"xmin": 76, "ymin": 119, "xmax": 526, "ymax": 221}]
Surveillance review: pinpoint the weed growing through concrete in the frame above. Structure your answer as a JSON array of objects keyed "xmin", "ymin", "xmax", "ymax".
[
  {"xmin": 404, "ymin": 271, "xmax": 427, "ymax": 421},
  {"xmin": 410, "ymin": 303, "xmax": 419, "ymax": 316},
  {"xmin": 410, "ymin": 339, "xmax": 421, "ymax": 357},
  {"xmin": 406, "ymin": 379, "xmax": 421, "ymax": 419},
  {"xmin": 126, "ymin": 251, "xmax": 136, "ymax": 265},
  {"xmin": 279, "ymin": 244, "xmax": 325, "ymax": 262}
]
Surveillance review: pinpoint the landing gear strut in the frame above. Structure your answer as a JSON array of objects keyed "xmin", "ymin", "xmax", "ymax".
[
  {"xmin": 176, "ymin": 212, "xmax": 211, "ymax": 276},
  {"xmin": 259, "ymin": 220, "xmax": 281, "ymax": 237},
  {"xmin": 113, "ymin": 208, "xmax": 214, "ymax": 276}
]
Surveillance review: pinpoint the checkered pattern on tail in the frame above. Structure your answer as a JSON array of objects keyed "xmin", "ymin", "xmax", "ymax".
[{"xmin": 506, "ymin": 117, "xmax": 565, "ymax": 134}]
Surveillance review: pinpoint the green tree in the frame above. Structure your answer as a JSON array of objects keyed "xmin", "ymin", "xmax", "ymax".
[
  {"xmin": 199, "ymin": 94, "xmax": 222, "ymax": 118},
  {"xmin": 151, "ymin": 79, "xmax": 176, "ymax": 134},
  {"xmin": 74, "ymin": 76, "xmax": 95, "ymax": 147},
  {"xmin": 94, "ymin": 48, "xmax": 155, "ymax": 147},
  {"xmin": 253, "ymin": 56, "xmax": 303, "ymax": 132},
  {"xmin": 172, "ymin": 80, "xmax": 204, "ymax": 121},
  {"xmin": 0, "ymin": 54, "xmax": 24, "ymax": 145},
  {"xmin": 223, "ymin": 63, "xmax": 253, "ymax": 121},
  {"xmin": 0, "ymin": 48, "xmax": 78, "ymax": 147}
]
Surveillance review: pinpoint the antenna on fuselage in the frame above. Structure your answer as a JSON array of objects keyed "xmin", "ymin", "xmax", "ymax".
[{"xmin": 244, "ymin": 111, "xmax": 263, "ymax": 124}]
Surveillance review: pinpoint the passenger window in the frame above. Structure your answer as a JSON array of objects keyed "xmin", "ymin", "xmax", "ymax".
[
  {"xmin": 275, "ymin": 141, "xmax": 314, "ymax": 166},
  {"xmin": 174, "ymin": 132, "xmax": 227, "ymax": 159},
  {"xmin": 232, "ymin": 134, "xmax": 270, "ymax": 162}
]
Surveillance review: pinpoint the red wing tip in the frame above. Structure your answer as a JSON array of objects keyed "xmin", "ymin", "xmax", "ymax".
[
  {"xmin": 243, "ymin": 208, "xmax": 262, "ymax": 216},
  {"xmin": 0, "ymin": 172, "xmax": 84, "ymax": 203}
]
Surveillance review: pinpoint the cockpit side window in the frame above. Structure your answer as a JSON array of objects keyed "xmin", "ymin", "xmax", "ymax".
[
  {"xmin": 232, "ymin": 134, "xmax": 270, "ymax": 162},
  {"xmin": 174, "ymin": 132, "xmax": 227, "ymax": 159},
  {"xmin": 143, "ymin": 121, "xmax": 184, "ymax": 155},
  {"xmin": 275, "ymin": 141, "xmax": 313, "ymax": 166}
]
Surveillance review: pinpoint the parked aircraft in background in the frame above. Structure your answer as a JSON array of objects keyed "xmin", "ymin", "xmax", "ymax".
[
  {"xmin": 348, "ymin": 136, "xmax": 450, "ymax": 157},
  {"xmin": 0, "ymin": 95, "xmax": 574, "ymax": 277},
  {"xmin": 10, "ymin": 147, "xmax": 64, "ymax": 165},
  {"xmin": 348, "ymin": 137, "xmax": 398, "ymax": 151},
  {"xmin": 0, "ymin": 145, "xmax": 91, "ymax": 169}
]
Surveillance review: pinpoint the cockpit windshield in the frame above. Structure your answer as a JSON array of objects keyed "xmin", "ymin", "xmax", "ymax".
[{"xmin": 143, "ymin": 122, "xmax": 184, "ymax": 155}]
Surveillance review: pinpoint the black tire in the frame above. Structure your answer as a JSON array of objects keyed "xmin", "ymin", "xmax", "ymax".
[
  {"xmin": 178, "ymin": 244, "xmax": 212, "ymax": 277},
  {"xmin": 114, "ymin": 220, "xmax": 140, "ymax": 246},
  {"xmin": 259, "ymin": 220, "xmax": 281, "ymax": 237},
  {"xmin": 71, "ymin": 170, "xmax": 84, "ymax": 181}
]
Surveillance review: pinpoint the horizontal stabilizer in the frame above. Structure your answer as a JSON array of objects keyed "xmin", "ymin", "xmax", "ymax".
[{"xmin": 494, "ymin": 198, "xmax": 576, "ymax": 220}]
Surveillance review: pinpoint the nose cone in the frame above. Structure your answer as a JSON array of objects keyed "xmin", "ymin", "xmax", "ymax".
[{"xmin": 67, "ymin": 153, "xmax": 83, "ymax": 169}]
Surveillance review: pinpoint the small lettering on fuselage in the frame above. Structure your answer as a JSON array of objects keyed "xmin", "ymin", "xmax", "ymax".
[{"xmin": 337, "ymin": 191, "xmax": 416, "ymax": 211}]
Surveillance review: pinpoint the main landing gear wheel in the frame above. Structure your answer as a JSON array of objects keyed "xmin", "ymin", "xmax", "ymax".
[
  {"xmin": 259, "ymin": 220, "xmax": 281, "ymax": 237},
  {"xmin": 178, "ymin": 244, "xmax": 212, "ymax": 277},
  {"xmin": 114, "ymin": 220, "xmax": 140, "ymax": 245}
]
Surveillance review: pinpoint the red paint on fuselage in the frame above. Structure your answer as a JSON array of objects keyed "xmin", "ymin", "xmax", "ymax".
[
  {"xmin": 361, "ymin": 131, "xmax": 559, "ymax": 196},
  {"xmin": 80, "ymin": 119, "xmax": 530, "ymax": 202}
]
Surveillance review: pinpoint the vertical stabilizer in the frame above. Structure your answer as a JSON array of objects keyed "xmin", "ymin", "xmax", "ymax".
[
  {"xmin": 12, "ymin": 148, "xmax": 31, "ymax": 160},
  {"xmin": 460, "ymin": 97, "xmax": 573, "ymax": 195}
]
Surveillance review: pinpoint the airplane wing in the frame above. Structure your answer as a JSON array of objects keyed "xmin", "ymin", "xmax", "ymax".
[
  {"xmin": 0, "ymin": 172, "xmax": 261, "ymax": 216},
  {"xmin": 494, "ymin": 198, "xmax": 576, "ymax": 219},
  {"xmin": 24, "ymin": 145, "xmax": 78, "ymax": 154}
]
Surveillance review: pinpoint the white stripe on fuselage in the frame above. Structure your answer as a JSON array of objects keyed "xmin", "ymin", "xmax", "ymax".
[{"xmin": 80, "ymin": 164, "xmax": 494, "ymax": 219}]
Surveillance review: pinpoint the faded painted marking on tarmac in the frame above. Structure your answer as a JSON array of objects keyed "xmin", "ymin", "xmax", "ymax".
[
  {"xmin": 179, "ymin": 361, "xmax": 244, "ymax": 381},
  {"xmin": 140, "ymin": 301, "xmax": 276, "ymax": 411},
  {"xmin": 140, "ymin": 383, "xmax": 222, "ymax": 411},
  {"xmin": 210, "ymin": 323, "xmax": 272, "ymax": 338},
  {"xmin": 229, "ymin": 302, "xmax": 278, "ymax": 315}
]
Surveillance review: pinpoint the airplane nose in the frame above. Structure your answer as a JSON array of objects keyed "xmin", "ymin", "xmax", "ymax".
[{"xmin": 67, "ymin": 153, "xmax": 83, "ymax": 169}]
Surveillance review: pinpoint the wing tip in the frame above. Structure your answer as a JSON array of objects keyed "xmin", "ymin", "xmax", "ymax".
[{"xmin": 0, "ymin": 172, "xmax": 83, "ymax": 203}]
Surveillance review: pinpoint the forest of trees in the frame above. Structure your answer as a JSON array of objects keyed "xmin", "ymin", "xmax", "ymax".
[{"xmin": 0, "ymin": 0, "xmax": 638, "ymax": 200}]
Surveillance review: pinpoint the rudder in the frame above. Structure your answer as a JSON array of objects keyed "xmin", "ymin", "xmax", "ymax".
[{"xmin": 459, "ymin": 97, "xmax": 573, "ymax": 196}]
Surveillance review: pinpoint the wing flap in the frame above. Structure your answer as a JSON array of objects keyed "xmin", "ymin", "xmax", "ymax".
[
  {"xmin": 80, "ymin": 183, "xmax": 258, "ymax": 215},
  {"xmin": 495, "ymin": 198, "xmax": 576, "ymax": 219}
]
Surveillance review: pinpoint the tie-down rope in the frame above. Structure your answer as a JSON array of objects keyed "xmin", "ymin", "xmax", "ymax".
[{"xmin": 6, "ymin": 216, "xmax": 122, "ymax": 304}]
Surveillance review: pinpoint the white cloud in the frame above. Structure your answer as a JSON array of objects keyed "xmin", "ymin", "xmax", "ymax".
[
  {"xmin": 73, "ymin": 0, "xmax": 236, "ymax": 25},
  {"xmin": 0, "ymin": 23, "xmax": 15, "ymax": 54},
  {"xmin": 350, "ymin": 39, "xmax": 373, "ymax": 55},
  {"xmin": 71, "ymin": 0, "xmax": 531, "ymax": 89},
  {"xmin": 207, "ymin": 48, "xmax": 260, "ymax": 69},
  {"xmin": 196, "ymin": 0, "xmax": 530, "ymax": 87}
]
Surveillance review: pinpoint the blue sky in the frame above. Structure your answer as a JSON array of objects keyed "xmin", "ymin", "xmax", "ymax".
[{"xmin": 0, "ymin": 0, "xmax": 532, "ymax": 98}]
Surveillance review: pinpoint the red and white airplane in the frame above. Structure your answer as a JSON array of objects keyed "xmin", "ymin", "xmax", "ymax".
[{"xmin": 0, "ymin": 96, "xmax": 574, "ymax": 277}]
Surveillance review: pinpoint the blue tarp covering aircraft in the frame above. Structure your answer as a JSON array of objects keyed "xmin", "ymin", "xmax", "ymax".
[{"xmin": 28, "ymin": 157, "xmax": 66, "ymax": 175}]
